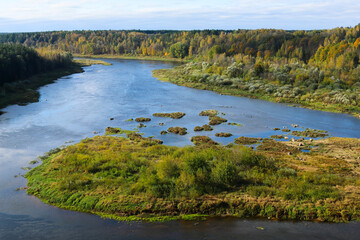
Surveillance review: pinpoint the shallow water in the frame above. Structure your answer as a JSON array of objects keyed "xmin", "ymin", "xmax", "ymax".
[{"xmin": 0, "ymin": 59, "xmax": 360, "ymax": 240}]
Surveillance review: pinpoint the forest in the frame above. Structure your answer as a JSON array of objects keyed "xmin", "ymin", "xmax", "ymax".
[
  {"xmin": 0, "ymin": 44, "xmax": 77, "ymax": 109},
  {"xmin": 1, "ymin": 25, "xmax": 360, "ymax": 115},
  {"xmin": 0, "ymin": 44, "xmax": 72, "ymax": 85},
  {"xmin": 1, "ymin": 26, "xmax": 360, "ymax": 86}
]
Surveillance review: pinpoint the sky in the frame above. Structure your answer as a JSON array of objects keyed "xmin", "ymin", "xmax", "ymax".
[{"xmin": 0, "ymin": 0, "xmax": 359, "ymax": 32}]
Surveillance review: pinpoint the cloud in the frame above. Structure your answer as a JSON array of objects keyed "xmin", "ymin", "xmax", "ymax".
[{"xmin": 0, "ymin": 0, "xmax": 359, "ymax": 32}]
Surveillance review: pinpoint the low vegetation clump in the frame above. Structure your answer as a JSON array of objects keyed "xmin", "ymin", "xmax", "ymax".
[
  {"xmin": 160, "ymin": 131, "xmax": 167, "ymax": 135},
  {"xmin": 271, "ymin": 135, "xmax": 284, "ymax": 139},
  {"xmin": 199, "ymin": 110, "xmax": 219, "ymax": 117},
  {"xmin": 153, "ymin": 112, "xmax": 186, "ymax": 119},
  {"xmin": 227, "ymin": 122, "xmax": 242, "ymax": 127},
  {"xmin": 273, "ymin": 128, "xmax": 281, "ymax": 131},
  {"xmin": 257, "ymin": 139, "xmax": 300, "ymax": 155},
  {"xmin": 190, "ymin": 136, "xmax": 218, "ymax": 145},
  {"xmin": 167, "ymin": 127, "xmax": 187, "ymax": 135},
  {"xmin": 209, "ymin": 116, "xmax": 227, "ymax": 125},
  {"xmin": 105, "ymin": 127, "xmax": 121, "ymax": 134},
  {"xmin": 135, "ymin": 117, "xmax": 151, "ymax": 122},
  {"xmin": 105, "ymin": 127, "xmax": 140, "ymax": 135},
  {"xmin": 282, "ymin": 129, "xmax": 291, "ymax": 132},
  {"xmin": 292, "ymin": 129, "xmax": 329, "ymax": 138},
  {"xmin": 215, "ymin": 133, "xmax": 233, "ymax": 137},
  {"xmin": 202, "ymin": 124, "xmax": 214, "ymax": 131},
  {"xmin": 194, "ymin": 124, "xmax": 214, "ymax": 132},
  {"xmin": 73, "ymin": 59, "xmax": 112, "ymax": 66},
  {"xmin": 234, "ymin": 137, "xmax": 262, "ymax": 145},
  {"xmin": 194, "ymin": 126, "xmax": 204, "ymax": 131},
  {"xmin": 25, "ymin": 135, "xmax": 360, "ymax": 222}
]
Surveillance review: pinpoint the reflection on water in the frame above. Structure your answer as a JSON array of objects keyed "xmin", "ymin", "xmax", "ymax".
[{"xmin": 0, "ymin": 59, "xmax": 360, "ymax": 239}]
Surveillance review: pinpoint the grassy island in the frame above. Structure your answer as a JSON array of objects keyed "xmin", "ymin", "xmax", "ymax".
[{"xmin": 26, "ymin": 133, "xmax": 360, "ymax": 223}]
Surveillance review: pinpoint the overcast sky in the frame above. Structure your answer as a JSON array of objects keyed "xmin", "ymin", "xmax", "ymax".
[{"xmin": 0, "ymin": 0, "xmax": 359, "ymax": 32}]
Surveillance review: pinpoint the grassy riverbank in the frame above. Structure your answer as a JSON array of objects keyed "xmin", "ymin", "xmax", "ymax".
[
  {"xmin": 25, "ymin": 133, "xmax": 360, "ymax": 223},
  {"xmin": 0, "ymin": 59, "xmax": 110, "ymax": 110},
  {"xmin": 152, "ymin": 67, "xmax": 360, "ymax": 119},
  {"xmin": 73, "ymin": 54, "xmax": 187, "ymax": 63}
]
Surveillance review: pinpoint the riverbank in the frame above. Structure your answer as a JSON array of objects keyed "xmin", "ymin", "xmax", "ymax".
[
  {"xmin": 73, "ymin": 54, "xmax": 188, "ymax": 63},
  {"xmin": 0, "ymin": 59, "xmax": 110, "ymax": 110},
  {"xmin": 152, "ymin": 67, "xmax": 360, "ymax": 119},
  {"xmin": 25, "ymin": 132, "xmax": 360, "ymax": 223}
]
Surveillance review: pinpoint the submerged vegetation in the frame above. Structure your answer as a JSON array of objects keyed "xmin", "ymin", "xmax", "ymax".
[{"xmin": 26, "ymin": 134, "xmax": 360, "ymax": 222}]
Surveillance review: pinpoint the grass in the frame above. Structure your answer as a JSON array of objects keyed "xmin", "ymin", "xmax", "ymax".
[
  {"xmin": 167, "ymin": 127, "xmax": 187, "ymax": 135},
  {"xmin": 194, "ymin": 125, "xmax": 213, "ymax": 132},
  {"xmin": 208, "ymin": 116, "xmax": 228, "ymax": 125},
  {"xmin": 135, "ymin": 117, "xmax": 151, "ymax": 122},
  {"xmin": 215, "ymin": 133, "xmax": 233, "ymax": 137},
  {"xmin": 153, "ymin": 112, "xmax": 186, "ymax": 119},
  {"xmin": 234, "ymin": 137, "xmax": 262, "ymax": 145},
  {"xmin": 105, "ymin": 127, "xmax": 138, "ymax": 135},
  {"xmin": 152, "ymin": 68, "xmax": 360, "ymax": 119},
  {"xmin": 25, "ymin": 135, "xmax": 360, "ymax": 223},
  {"xmin": 199, "ymin": 110, "xmax": 219, "ymax": 117},
  {"xmin": 73, "ymin": 54, "xmax": 187, "ymax": 63},
  {"xmin": 190, "ymin": 136, "xmax": 218, "ymax": 145},
  {"xmin": 73, "ymin": 59, "xmax": 112, "ymax": 66},
  {"xmin": 292, "ymin": 129, "xmax": 329, "ymax": 138}
]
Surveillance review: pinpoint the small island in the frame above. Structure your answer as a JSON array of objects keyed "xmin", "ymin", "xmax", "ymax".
[{"xmin": 26, "ymin": 130, "xmax": 360, "ymax": 222}]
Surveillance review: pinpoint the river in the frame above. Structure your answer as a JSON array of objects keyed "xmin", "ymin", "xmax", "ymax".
[{"xmin": 0, "ymin": 59, "xmax": 359, "ymax": 240}]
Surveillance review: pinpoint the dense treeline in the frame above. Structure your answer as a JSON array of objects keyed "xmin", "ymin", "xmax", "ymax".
[
  {"xmin": 0, "ymin": 29, "xmax": 330, "ymax": 61},
  {"xmin": 0, "ymin": 26, "xmax": 359, "ymax": 84},
  {"xmin": 0, "ymin": 44, "xmax": 72, "ymax": 85},
  {"xmin": 0, "ymin": 44, "xmax": 81, "ymax": 109},
  {"xmin": 1, "ymin": 25, "xmax": 360, "ymax": 115}
]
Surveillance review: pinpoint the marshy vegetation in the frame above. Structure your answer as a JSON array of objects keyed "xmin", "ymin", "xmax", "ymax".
[
  {"xmin": 135, "ymin": 117, "xmax": 151, "ymax": 122},
  {"xmin": 25, "ymin": 134, "xmax": 360, "ymax": 222},
  {"xmin": 292, "ymin": 129, "xmax": 329, "ymax": 138},
  {"xmin": 208, "ymin": 116, "xmax": 228, "ymax": 125},
  {"xmin": 190, "ymin": 136, "xmax": 218, "ymax": 145},
  {"xmin": 199, "ymin": 110, "xmax": 218, "ymax": 117},
  {"xmin": 153, "ymin": 112, "xmax": 186, "ymax": 119},
  {"xmin": 215, "ymin": 133, "xmax": 233, "ymax": 137},
  {"xmin": 167, "ymin": 127, "xmax": 187, "ymax": 135},
  {"xmin": 194, "ymin": 125, "xmax": 213, "ymax": 132},
  {"xmin": 234, "ymin": 137, "xmax": 263, "ymax": 145}
]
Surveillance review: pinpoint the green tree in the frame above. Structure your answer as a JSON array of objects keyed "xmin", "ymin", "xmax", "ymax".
[{"xmin": 169, "ymin": 42, "xmax": 189, "ymax": 58}]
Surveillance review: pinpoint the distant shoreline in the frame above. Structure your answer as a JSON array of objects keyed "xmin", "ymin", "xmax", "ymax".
[
  {"xmin": 0, "ymin": 59, "xmax": 110, "ymax": 111},
  {"xmin": 73, "ymin": 54, "xmax": 187, "ymax": 63}
]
